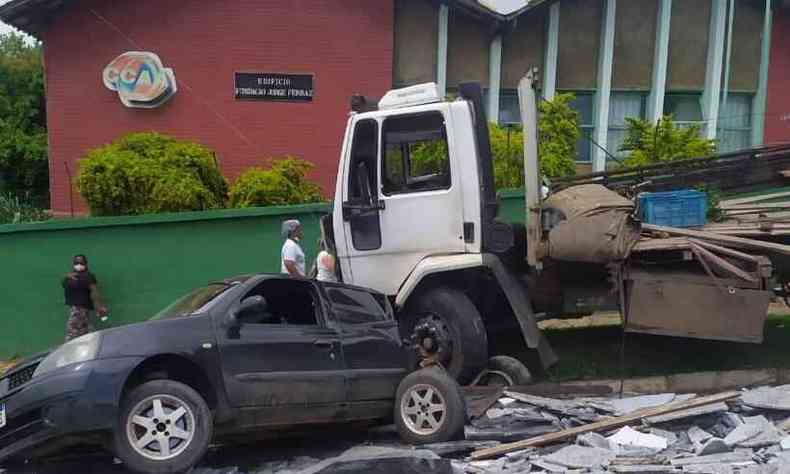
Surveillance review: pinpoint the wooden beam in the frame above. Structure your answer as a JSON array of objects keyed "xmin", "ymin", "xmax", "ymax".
[
  {"xmin": 470, "ymin": 391, "xmax": 740, "ymax": 460},
  {"xmin": 643, "ymin": 223, "xmax": 790, "ymax": 256}
]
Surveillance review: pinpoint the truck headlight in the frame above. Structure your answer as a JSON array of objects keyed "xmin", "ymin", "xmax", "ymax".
[{"xmin": 33, "ymin": 332, "xmax": 101, "ymax": 378}]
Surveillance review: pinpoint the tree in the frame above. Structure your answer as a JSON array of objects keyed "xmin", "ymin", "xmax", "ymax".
[
  {"xmin": 619, "ymin": 116, "xmax": 717, "ymax": 167},
  {"xmin": 0, "ymin": 33, "xmax": 47, "ymax": 202},
  {"xmin": 490, "ymin": 93, "xmax": 579, "ymax": 189}
]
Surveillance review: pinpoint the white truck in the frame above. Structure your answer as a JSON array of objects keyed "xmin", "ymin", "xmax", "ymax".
[{"xmin": 320, "ymin": 72, "xmax": 781, "ymax": 383}]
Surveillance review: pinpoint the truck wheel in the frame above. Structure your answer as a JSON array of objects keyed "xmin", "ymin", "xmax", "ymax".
[
  {"xmin": 113, "ymin": 380, "xmax": 213, "ymax": 474},
  {"xmin": 481, "ymin": 355, "xmax": 532, "ymax": 386},
  {"xmin": 395, "ymin": 366, "xmax": 467, "ymax": 445},
  {"xmin": 403, "ymin": 287, "xmax": 488, "ymax": 384}
]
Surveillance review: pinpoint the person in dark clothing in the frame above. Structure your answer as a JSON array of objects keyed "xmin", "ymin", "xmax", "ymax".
[{"xmin": 62, "ymin": 254, "xmax": 108, "ymax": 341}]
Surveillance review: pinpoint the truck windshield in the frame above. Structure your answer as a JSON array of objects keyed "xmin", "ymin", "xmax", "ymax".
[{"xmin": 152, "ymin": 283, "xmax": 231, "ymax": 320}]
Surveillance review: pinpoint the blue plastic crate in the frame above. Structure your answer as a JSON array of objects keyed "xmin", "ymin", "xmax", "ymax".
[{"xmin": 637, "ymin": 189, "xmax": 707, "ymax": 228}]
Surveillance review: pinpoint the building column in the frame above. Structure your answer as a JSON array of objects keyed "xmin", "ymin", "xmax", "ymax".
[
  {"xmin": 437, "ymin": 4, "xmax": 449, "ymax": 97},
  {"xmin": 752, "ymin": 0, "xmax": 772, "ymax": 146},
  {"xmin": 647, "ymin": 0, "xmax": 672, "ymax": 123},
  {"xmin": 702, "ymin": 0, "xmax": 728, "ymax": 140},
  {"xmin": 488, "ymin": 34, "xmax": 503, "ymax": 123},
  {"xmin": 543, "ymin": 2, "xmax": 560, "ymax": 100},
  {"xmin": 592, "ymin": 0, "xmax": 616, "ymax": 172},
  {"xmin": 720, "ymin": 0, "xmax": 735, "ymax": 113}
]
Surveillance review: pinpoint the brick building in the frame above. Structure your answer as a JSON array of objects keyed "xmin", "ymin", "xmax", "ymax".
[{"xmin": 0, "ymin": 0, "xmax": 787, "ymax": 214}]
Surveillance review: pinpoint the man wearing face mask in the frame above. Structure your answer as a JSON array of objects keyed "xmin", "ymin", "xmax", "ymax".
[
  {"xmin": 62, "ymin": 254, "xmax": 109, "ymax": 341},
  {"xmin": 281, "ymin": 219, "xmax": 306, "ymax": 278}
]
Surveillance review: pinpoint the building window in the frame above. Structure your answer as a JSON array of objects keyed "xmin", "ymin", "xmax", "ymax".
[
  {"xmin": 499, "ymin": 89, "xmax": 521, "ymax": 125},
  {"xmin": 663, "ymin": 93, "xmax": 704, "ymax": 129},
  {"xmin": 608, "ymin": 92, "xmax": 647, "ymax": 159},
  {"xmin": 718, "ymin": 93, "xmax": 753, "ymax": 153},
  {"xmin": 562, "ymin": 92, "xmax": 595, "ymax": 163}
]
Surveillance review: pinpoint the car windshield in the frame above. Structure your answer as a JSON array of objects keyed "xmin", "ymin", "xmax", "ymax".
[{"xmin": 152, "ymin": 283, "xmax": 231, "ymax": 320}]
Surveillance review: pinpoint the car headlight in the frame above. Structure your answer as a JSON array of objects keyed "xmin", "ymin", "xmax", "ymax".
[{"xmin": 33, "ymin": 332, "xmax": 101, "ymax": 378}]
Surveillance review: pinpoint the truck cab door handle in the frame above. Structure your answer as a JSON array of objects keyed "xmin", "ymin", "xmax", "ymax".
[{"xmin": 313, "ymin": 339, "xmax": 333, "ymax": 348}]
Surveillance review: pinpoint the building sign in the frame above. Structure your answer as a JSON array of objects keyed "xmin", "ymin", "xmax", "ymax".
[
  {"xmin": 103, "ymin": 51, "xmax": 177, "ymax": 109},
  {"xmin": 235, "ymin": 73, "xmax": 314, "ymax": 102}
]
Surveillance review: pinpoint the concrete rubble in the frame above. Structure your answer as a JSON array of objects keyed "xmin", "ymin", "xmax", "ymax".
[
  {"xmin": 448, "ymin": 384, "xmax": 790, "ymax": 473},
  {"xmin": 191, "ymin": 385, "xmax": 790, "ymax": 473}
]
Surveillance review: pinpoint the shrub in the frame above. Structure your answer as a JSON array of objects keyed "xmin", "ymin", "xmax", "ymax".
[
  {"xmin": 229, "ymin": 157, "xmax": 324, "ymax": 208},
  {"xmin": 76, "ymin": 132, "xmax": 228, "ymax": 216},
  {"xmin": 489, "ymin": 93, "xmax": 579, "ymax": 188},
  {"xmin": 0, "ymin": 192, "xmax": 49, "ymax": 224},
  {"xmin": 620, "ymin": 116, "xmax": 717, "ymax": 167}
]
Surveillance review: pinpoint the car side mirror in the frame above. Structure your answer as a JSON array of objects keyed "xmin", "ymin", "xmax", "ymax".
[{"xmin": 226, "ymin": 295, "xmax": 267, "ymax": 328}]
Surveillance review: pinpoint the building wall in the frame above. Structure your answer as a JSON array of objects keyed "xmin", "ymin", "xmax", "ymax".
[
  {"xmin": 729, "ymin": 0, "xmax": 763, "ymax": 92},
  {"xmin": 766, "ymin": 6, "xmax": 790, "ymax": 144},
  {"xmin": 446, "ymin": 8, "xmax": 491, "ymax": 88},
  {"xmin": 667, "ymin": 0, "xmax": 711, "ymax": 91},
  {"xmin": 557, "ymin": 0, "xmax": 602, "ymax": 90},
  {"xmin": 501, "ymin": 7, "xmax": 546, "ymax": 89},
  {"xmin": 43, "ymin": 0, "xmax": 393, "ymax": 214},
  {"xmin": 612, "ymin": 0, "xmax": 657, "ymax": 90},
  {"xmin": 394, "ymin": 0, "xmax": 438, "ymax": 87}
]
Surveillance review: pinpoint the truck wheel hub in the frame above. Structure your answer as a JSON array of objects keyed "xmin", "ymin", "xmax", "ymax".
[{"xmin": 412, "ymin": 315, "xmax": 453, "ymax": 366}]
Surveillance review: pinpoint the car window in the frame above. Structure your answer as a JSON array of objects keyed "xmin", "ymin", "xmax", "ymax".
[
  {"xmin": 152, "ymin": 283, "xmax": 231, "ymax": 320},
  {"xmin": 326, "ymin": 286, "xmax": 389, "ymax": 324},
  {"xmin": 241, "ymin": 279, "xmax": 320, "ymax": 326}
]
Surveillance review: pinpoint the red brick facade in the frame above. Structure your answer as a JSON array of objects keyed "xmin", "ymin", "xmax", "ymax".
[
  {"xmin": 42, "ymin": 0, "xmax": 393, "ymax": 214},
  {"xmin": 766, "ymin": 9, "xmax": 790, "ymax": 147}
]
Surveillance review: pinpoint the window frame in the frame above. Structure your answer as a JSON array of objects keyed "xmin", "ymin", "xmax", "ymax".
[
  {"xmin": 380, "ymin": 111, "xmax": 452, "ymax": 196},
  {"xmin": 607, "ymin": 91, "xmax": 648, "ymax": 158},
  {"xmin": 663, "ymin": 92, "xmax": 705, "ymax": 130},
  {"xmin": 322, "ymin": 283, "xmax": 392, "ymax": 326},
  {"xmin": 717, "ymin": 92, "xmax": 753, "ymax": 153},
  {"xmin": 558, "ymin": 90, "xmax": 595, "ymax": 163},
  {"xmin": 239, "ymin": 278, "xmax": 325, "ymax": 328}
]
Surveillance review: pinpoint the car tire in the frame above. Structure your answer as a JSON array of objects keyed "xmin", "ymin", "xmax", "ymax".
[
  {"xmin": 484, "ymin": 355, "xmax": 532, "ymax": 386},
  {"xmin": 402, "ymin": 287, "xmax": 488, "ymax": 384},
  {"xmin": 113, "ymin": 380, "xmax": 213, "ymax": 474},
  {"xmin": 394, "ymin": 366, "xmax": 467, "ymax": 445}
]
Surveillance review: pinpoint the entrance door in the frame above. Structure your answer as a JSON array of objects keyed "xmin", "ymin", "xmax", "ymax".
[{"xmin": 339, "ymin": 108, "xmax": 465, "ymax": 295}]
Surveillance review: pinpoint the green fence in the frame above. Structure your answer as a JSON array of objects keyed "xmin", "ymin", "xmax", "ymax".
[{"xmin": 1, "ymin": 192, "xmax": 527, "ymax": 359}]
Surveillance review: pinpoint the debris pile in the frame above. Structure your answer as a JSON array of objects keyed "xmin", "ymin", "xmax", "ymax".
[{"xmin": 451, "ymin": 385, "xmax": 790, "ymax": 473}]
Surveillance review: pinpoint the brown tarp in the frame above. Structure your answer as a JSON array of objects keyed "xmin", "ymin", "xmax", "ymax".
[{"xmin": 543, "ymin": 184, "xmax": 640, "ymax": 263}]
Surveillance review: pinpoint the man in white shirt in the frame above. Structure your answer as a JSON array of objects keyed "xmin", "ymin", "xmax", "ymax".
[{"xmin": 281, "ymin": 219, "xmax": 306, "ymax": 277}]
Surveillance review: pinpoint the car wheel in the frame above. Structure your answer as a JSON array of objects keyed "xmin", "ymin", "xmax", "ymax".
[
  {"xmin": 402, "ymin": 287, "xmax": 488, "ymax": 384},
  {"xmin": 480, "ymin": 355, "xmax": 532, "ymax": 386},
  {"xmin": 394, "ymin": 366, "xmax": 466, "ymax": 445},
  {"xmin": 113, "ymin": 380, "xmax": 213, "ymax": 474}
]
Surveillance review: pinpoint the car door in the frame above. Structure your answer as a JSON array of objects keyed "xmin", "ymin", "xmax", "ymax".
[
  {"xmin": 336, "ymin": 108, "xmax": 466, "ymax": 296},
  {"xmin": 216, "ymin": 277, "xmax": 346, "ymax": 426},
  {"xmin": 322, "ymin": 283, "xmax": 408, "ymax": 414}
]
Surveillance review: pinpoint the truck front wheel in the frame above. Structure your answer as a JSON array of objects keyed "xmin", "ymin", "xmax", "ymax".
[{"xmin": 402, "ymin": 287, "xmax": 488, "ymax": 384}]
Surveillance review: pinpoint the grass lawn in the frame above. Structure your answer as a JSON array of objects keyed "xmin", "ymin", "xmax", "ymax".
[{"xmin": 542, "ymin": 314, "xmax": 790, "ymax": 382}]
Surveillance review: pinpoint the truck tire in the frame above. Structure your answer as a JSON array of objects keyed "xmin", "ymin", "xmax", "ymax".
[
  {"xmin": 403, "ymin": 287, "xmax": 488, "ymax": 384},
  {"xmin": 395, "ymin": 366, "xmax": 467, "ymax": 445},
  {"xmin": 113, "ymin": 380, "xmax": 213, "ymax": 474},
  {"xmin": 484, "ymin": 355, "xmax": 533, "ymax": 386}
]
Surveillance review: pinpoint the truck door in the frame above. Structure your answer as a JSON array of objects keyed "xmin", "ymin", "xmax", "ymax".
[{"xmin": 338, "ymin": 108, "xmax": 466, "ymax": 295}]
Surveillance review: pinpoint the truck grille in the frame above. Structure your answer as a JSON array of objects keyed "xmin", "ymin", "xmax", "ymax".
[{"xmin": 7, "ymin": 365, "xmax": 37, "ymax": 391}]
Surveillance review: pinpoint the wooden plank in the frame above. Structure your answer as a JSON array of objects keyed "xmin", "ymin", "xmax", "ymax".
[
  {"xmin": 689, "ymin": 239, "xmax": 768, "ymax": 265},
  {"xmin": 721, "ymin": 190, "xmax": 790, "ymax": 206},
  {"xmin": 688, "ymin": 241, "xmax": 758, "ymax": 283},
  {"xmin": 633, "ymin": 237, "xmax": 691, "ymax": 252},
  {"xmin": 642, "ymin": 223, "xmax": 790, "ymax": 256},
  {"xmin": 721, "ymin": 202, "xmax": 790, "ymax": 210},
  {"xmin": 469, "ymin": 391, "xmax": 741, "ymax": 460}
]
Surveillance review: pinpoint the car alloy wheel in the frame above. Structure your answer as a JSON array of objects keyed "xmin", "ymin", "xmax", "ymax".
[
  {"xmin": 125, "ymin": 394, "xmax": 196, "ymax": 461},
  {"xmin": 400, "ymin": 383, "xmax": 447, "ymax": 436}
]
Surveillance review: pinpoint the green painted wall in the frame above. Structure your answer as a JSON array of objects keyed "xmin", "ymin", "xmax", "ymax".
[
  {"xmin": 1, "ymin": 194, "xmax": 528, "ymax": 359},
  {"xmin": 1, "ymin": 204, "xmax": 329, "ymax": 359}
]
